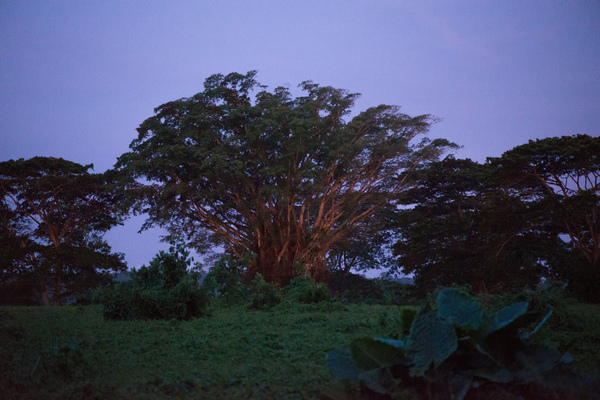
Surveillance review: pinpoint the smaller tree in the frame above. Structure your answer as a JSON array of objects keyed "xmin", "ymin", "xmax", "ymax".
[
  {"xmin": 201, "ymin": 253, "xmax": 253, "ymax": 305},
  {"xmin": 393, "ymin": 157, "xmax": 552, "ymax": 294},
  {"xmin": 0, "ymin": 157, "xmax": 126, "ymax": 305},
  {"xmin": 493, "ymin": 134, "xmax": 600, "ymax": 301},
  {"xmin": 0, "ymin": 200, "xmax": 39, "ymax": 304}
]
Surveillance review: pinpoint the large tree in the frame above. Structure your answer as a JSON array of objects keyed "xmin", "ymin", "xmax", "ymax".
[
  {"xmin": 325, "ymin": 205, "xmax": 397, "ymax": 274},
  {"xmin": 493, "ymin": 134, "xmax": 600, "ymax": 300},
  {"xmin": 116, "ymin": 71, "xmax": 455, "ymax": 284},
  {"xmin": 0, "ymin": 157, "xmax": 126, "ymax": 305}
]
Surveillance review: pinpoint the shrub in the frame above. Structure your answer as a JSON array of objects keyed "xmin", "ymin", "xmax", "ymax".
[
  {"xmin": 0, "ymin": 275, "xmax": 41, "ymax": 305},
  {"xmin": 475, "ymin": 279, "xmax": 575, "ymax": 312},
  {"xmin": 94, "ymin": 281, "xmax": 139, "ymax": 320},
  {"xmin": 373, "ymin": 278, "xmax": 422, "ymax": 306},
  {"xmin": 284, "ymin": 276, "xmax": 331, "ymax": 304},
  {"xmin": 327, "ymin": 287, "xmax": 599, "ymax": 399},
  {"xmin": 328, "ymin": 271, "xmax": 384, "ymax": 303},
  {"xmin": 327, "ymin": 272, "xmax": 421, "ymax": 305},
  {"xmin": 248, "ymin": 273, "xmax": 282, "ymax": 310},
  {"xmin": 96, "ymin": 239, "xmax": 209, "ymax": 320},
  {"xmin": 201, "ymin": 254, "xmax": 252, "ymax": 305}
]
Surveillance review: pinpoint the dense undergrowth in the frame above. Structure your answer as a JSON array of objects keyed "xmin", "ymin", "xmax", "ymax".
[
  {"xmin": 327, "ymin": 287, "xmax": 600, "ymax": 399},
  {"xmin": 1, "ymin": 290, "xmax": 599, "ymax": 399},
  {"xmin": 0, "ymin": 303, "xmax": 388, "ymax": 399}
]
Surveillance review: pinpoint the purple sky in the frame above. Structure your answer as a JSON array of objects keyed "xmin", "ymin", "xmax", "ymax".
[{"xmin": 1, "ymin": 1, "xmax": 599, "ymax": 270}]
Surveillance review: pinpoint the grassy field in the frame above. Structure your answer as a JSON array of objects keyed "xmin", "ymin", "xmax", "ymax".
[
  {"xmin": 1, "ymin": 301, "xmax": 599, "ymax": 399},
  {"xmin": 0, "ymin": 303, "xmax": 398, "ymax": 399}
]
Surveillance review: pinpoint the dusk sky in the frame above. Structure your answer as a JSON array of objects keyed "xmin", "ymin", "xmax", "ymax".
[{"xmin": 1, "ymin": 1, "xmax": 599, "ymax": 270}]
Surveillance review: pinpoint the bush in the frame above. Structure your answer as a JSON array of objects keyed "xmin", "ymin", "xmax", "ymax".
[
  {"xmin": 327, "ymin": 271, "xmax": 384, "ymax": 303},
  {"xmin": 201, "ymin": 254, "xmax": 252, "ymax": 306},
  {"xmin": 373, "ymin": 278, "xmax": 422, "ymax": 306},
  {"xmin": 248, "ymin": 273, "xmax": 282, "ymax": 310},
  {"xmin": 327, "ymin": 272, "xmax": 420, "ymax": 305},
  {"xmin": 0, "ymin": 275, "xmax": 41, "ymax": 305},
  {"xmin": 284, "ymin": 276, "xmax": 331, "ymax": 304},
  {"xmin": 96, "ymin": 239, "xmax": 209, "ymax": 320},
  {"xmin": 94, "ymin": 281, "xmax": 138, "ymax": 320},
  {"xmin": 474, "ymin": 280, "xmax": 576, "ymax": 316}
]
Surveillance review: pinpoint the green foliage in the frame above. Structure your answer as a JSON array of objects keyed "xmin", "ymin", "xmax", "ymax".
[
  {"xmin": 134, "ymin": 240, "xmax": 196, "ymax": 289},
  {"xmin": 393, "ymin": 156, "xmax": 553, "ymax": 295},
  {"xmin": 0, "ymin": 303, "xmax": 391, "ymax": 399},
  {"xmin": 552, "ymin": 249, "xmax": 600, "ymax": 303},
  {"xmin": 0, "ymin": 157, "xmax": 126, "ymax": 305},
  {"xmin": 0, "ymin": 272, "xmax": 40, "ymax": 305},
  {"xmin": 328, "ymin": 271, "xmax": 384, "ymax": 303},
  {"xmin": 248, "ymin": 273, "xmax": 282, "ymax": 310},
  {"xmin": 201, "ymin": 253, "xmax": 252, "ymax": 306},
  {"xmin": 42, "ymin": 342, "xmax": 89, "ymax": 382},
  {"xmin": 404, "ymin": 310, "xmax": 458, "ymax": 377},
  {"xmin": 96, "ymin": 240, "xmax": 208, "ymax": 320},
  {"xmin": 327, "ymin": 287, "xmax": 599, "ymax": 399},
  {"xmin": 284, "ymin": 275, "xmax": 332, "ymax": 304},
  {"xmin": 493, "ymin": 134, "xmax": 600, "ymax": 302},
  {"xmin": 116, "ymin": 71, "xmax": 456, "ymax": 285},
  {"xmin": 325, "ymin": 207, "xmax": 397, "ymax": 274},
  {"xmin": 1, "ymin": 301, "xmax": 599, "ymax": 399},
  {"xmin": 436, "ymin": 288, "xmax": 483, "ymax": 329},
  {"xmin": 477, "ymin": 284, "xmax": 600, "ymax": 373},
  {"xmin": 94, "ymin": 281, "xmax": 137, "ymax": 320},
  {"xmin": 328, "ymin": 272, "xmax": 419, "ymax": 306}
]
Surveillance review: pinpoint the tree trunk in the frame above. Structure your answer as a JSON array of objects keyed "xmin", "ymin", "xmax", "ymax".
[
  {"xmin": 53, "ymin": 259, "xmax": 63, "ymax": 306},
  {"xmin": 40, "ymin": 282, "xmax": 50, "ymax": 306},
  {"xmin": 243, "ymin": 214, "xmax": 335, "ymax": 285}
]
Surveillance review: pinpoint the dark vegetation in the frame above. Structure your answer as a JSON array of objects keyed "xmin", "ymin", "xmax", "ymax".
[
  {"xmin": 1, "ymin": 72, "xmax": 599, "ymax": 398},
  {"xmin": 114, "ymin": 71, "xmax": 455, "ymax": 285},
  {"xmin": 328, "ymin": 287, "xmax": 599, "ymax": 399},
  {"xmin": 94, "ymin": 239, "xmax": 208, "ymax": 321},
  {"xmin": 0, "ymin": 158, "xmax": 126, "ymax": 305},
  {"xmin": 1, "ymin": 288, "xmax": 599, "ymax": 399}
]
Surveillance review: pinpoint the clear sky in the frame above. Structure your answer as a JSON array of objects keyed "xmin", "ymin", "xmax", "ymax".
[{"xmin": 1, "ymin": 1, "xmax": 599, "ymax": 270}]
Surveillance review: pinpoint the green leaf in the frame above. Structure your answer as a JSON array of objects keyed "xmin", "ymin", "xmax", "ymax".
[
  {"xmin": 399, "ymin": 307, "xmax": 418, "ymax": 336},
  {"xmin": 405, "ymin": 311, "xmax": 458, "ymax": 377},
  {"xmin": 436, "ymin": 288, "xmax": 483, "ymax": 329},
  {"xmin": 472, "ymin": 367, "xmax": 514, "ymax": 383},
  {"xmin": 513, "ymin": 345, "xmax": 563, "ymax": 383},
  {"xmin": 529, "ymin": 310, "xmax": 552, "ymax": 336},
  {"xmin": 326, "ymin": 349, "xmax": 361, "ymax": 382},
  {"xmin": 358, "ymin": 368, "xmax": 396, "ymax": 395},
  {"xmin": 349, "ymin": 338, "xmax": 403, "ymax": 371},
  {"xmin": 374, "ymin": 338, "xmax": 405, "ymax": 349},
  {"xmin": 489, "ymin": 301, "xmax": 529, "ymax": 332},
  {"xmin": 487, "ymin": 310, "xmax": 543, "ymax": 345}
]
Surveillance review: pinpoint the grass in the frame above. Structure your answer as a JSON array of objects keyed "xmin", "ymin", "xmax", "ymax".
[
  {"xmin": 1, "ymin": 300, "xmax": 599, "ymax": 399},
  {"xmin": 0, "ymin": 302, "xmax": 400, "ymax": 399},
  {"xmin": 538, "ymin": 301, "xmax": 600, "ymax": 372}
]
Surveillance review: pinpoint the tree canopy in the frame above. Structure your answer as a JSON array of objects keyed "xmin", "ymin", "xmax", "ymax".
[
  {"xmin": 393, "ymin": 157, "xmax": 553, "ymax": 294},
  {"xmin": 0, "ymin": 157, "xmax": 126, "ymax": 305},
  {"xmin": 117, "ymin": 71, "xmax": 456, "ymax": 284},
  {"xmin": 493, "ymin": 134, "xmax": 600, "ymax": 300},
  {"xmin": 393, "ymin": 135, "xmax": 600, "ymax": 300}
]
